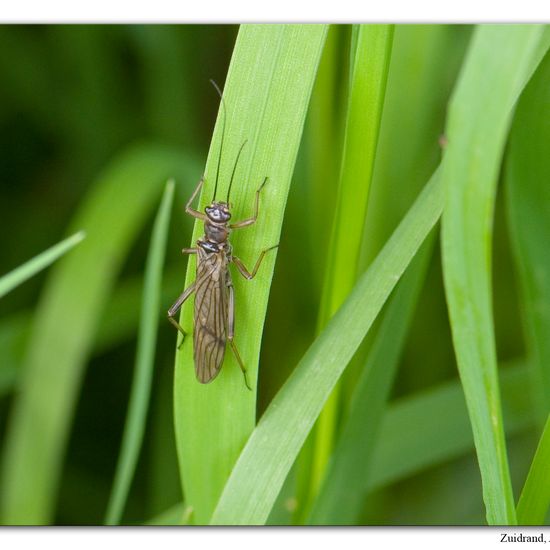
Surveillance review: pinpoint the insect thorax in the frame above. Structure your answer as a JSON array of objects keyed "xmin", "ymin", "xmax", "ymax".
[{"xmin": 204, "ymin": 221, "xmax": 230, "ymax": 244}]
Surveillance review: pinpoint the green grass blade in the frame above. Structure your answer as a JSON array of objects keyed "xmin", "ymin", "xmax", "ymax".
[
  {"xmin": 440, "ymin": 24, "xmax": 549, "ymax": 525},
  {"xmin": 506, "ymin": 50, "xmax": 550, "ymax": 424},
  {"xmin": 173, "ymin": 24, "xmax": 327, "ymax": 524},
  {"xmin": 147, "ymin": 359, "xmax": 535, "ymax": 525},
  {"xmin": 105, "ymin": 180, "xmax": 175, "ymax": 525},
  {"xmin": 368, "ymin": 361, "xmax": 534, "ymax": 492},
  {"xmin": 312, "ymin": 24, "xmax": 394, "ymax": 498},
  {"xmin": 145, "ymin": 503, "xmax": 192, "ymax": 526},
  {"xmin": 309, "ymin": 232, "xmax": 435, "ymax": 524},
  {"xmin": 210, "ymin": 168, "xmax": 443, "ymax": 525},
  {"xmin": 0, "ymin": 266, "xmax": 186, "ymax": 398},
  {"xmin": 0, "ymin": 232, "xmax": 85, "ymax": 299},
  {"xmin": 0, "ymin": 144, "xmax": 196, "ymax": 525},
  {"xmin": 516, "ymin": 415, "xmax": 550, "ymax": 524}
]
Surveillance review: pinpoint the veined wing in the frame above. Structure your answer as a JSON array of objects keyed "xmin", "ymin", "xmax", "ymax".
[{"xmin": 193, "ymin": 247, "xmax": 228, "ymax": 383}]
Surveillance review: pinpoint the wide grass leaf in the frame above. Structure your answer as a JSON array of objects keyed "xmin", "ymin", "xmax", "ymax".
[
  {"xmin": 173, "ymin": 24, "xmax": 327, "ymax": 524},
  {"xmin": 210, "ymin": 169, "xmax": 443, "ymax": 525},
  {"xmin": 440, "ymin": 24, "xmax": 550, "ymax": 525},
  {"xmin": 0, "ymin": 232, "xmax": 85, "ymax": 299},
  {"xmin": 0, "ymin": 144, "xmax": 197, "ymax": 525},
  {"xmin": 105, "ymin": 180, "xmax": 175, "ymax": 525}
]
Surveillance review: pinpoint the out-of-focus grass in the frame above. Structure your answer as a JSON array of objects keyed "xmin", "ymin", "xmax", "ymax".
[
  {"xmin": 0, "ymin": 145, "xmax": 197, "ymax": 525},
  {"xmin": 516, "ymin": 416, "xmax": 550, "ymax": 524},
  {"xmin": 441, "ymin": 25, "xmax": 549, "ymax": 525},
  {"xmin": 311, "ymin": 25, "xmax": 394, "ymax": 503},
  {"xmin": 0, "ymin": 232, "xmax": 85, "ymax": 299},
  {"xmin": 506, "ymin": 49, "xmax": 550, "ymax": 425},
  {"xmin": 105, "ymin": 180, "xmax": 175, "ymax": 525},
  {"xmin": 1, "ymin": 24, "xmax": 549, "ymax": 527}
]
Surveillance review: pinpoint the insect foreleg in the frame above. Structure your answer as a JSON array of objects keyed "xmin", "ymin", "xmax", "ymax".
[
  {"xmin": 232, "ymin": 244, "xmax": 279, "ymax": 280},
  {"xmin": 230, "ymin": 177, "xmax": 268, "ymax": 229},
  {"xmin": 185, "ymin": 178, "xmax": 208, "ymax": 221},
  {"xmin": 227, "ymin": 283, "xmax": 252, "ymax": 391},
  {"xmin": 167, "ymin": 281, "xmax": 196, "ymax": 349},
  {"xmin": 182, "ymin": 247, "xmax": 198, "ymax": 255}
]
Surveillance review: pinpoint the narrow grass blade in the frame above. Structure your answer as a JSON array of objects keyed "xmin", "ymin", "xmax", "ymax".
[
  {"xmin": 210, "ymin": 169, "xmax": 443, "ymax": 525},
  {"xmin": 0, "ymin": 144, "xmax": 196, "ymax": 525},
  {"xmin": 506, "ymin": 51, "xmax": 550, "ymax": 424},
  {"xmin": 312, "ymin": 24, "xmax": 394, "ymax": 498},
  {"xmin": 0, "ymin": 266, "xmax": 185, "ymax": 398},
  {"xmin": 173, "ymin": 24, "xmax": 327, "ymax": 524},
  {"xmin": 309, "ymin": 232, "xmax": 435, "ymax": 524},
  {"xmin": 440, "ymin": 25, "xmax": 550, "ymax": 525},
  {"xmin": 105, "ymin": 180, "xmax": 175, "ymax": 525},
  {"xmin": 516, "ymin": 416, "xmax": 550, "ymax": 525},
  {"xmin": 0, "ymin": 232, "xmax": 85, "ymax": 299},
  {"xmin": 368, "ymin": 361, "xmax": 534, "ymax": 492},
  {"xmin": 147, "ymin": 359, "xmax": 535, "ymax": 525}
]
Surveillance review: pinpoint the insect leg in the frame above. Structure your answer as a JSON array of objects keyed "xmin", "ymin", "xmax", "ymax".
[
  {"xmin": 232, "ymin": 244, "xmax": 279, "ymax": 280},
  {"xmin": 227, "ymin": 282, "xmax": 252, "ymax": 391},
  {"xmin": 185, "ymin": 178, "xmax": 208, "ymax": 221},
  {"xmin": 167, "ymin": 281, "xmax": 196, "ymax": 349},
  {"xmin": 182, "ymin": 247, "xmax": 198, "ymax": 255},
  {"xmin": 230, "ymin": 177, "xmax": 268, "ymax": 229}
]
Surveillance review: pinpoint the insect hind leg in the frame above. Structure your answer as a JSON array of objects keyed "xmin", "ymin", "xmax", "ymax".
[
  {"xmin": 229, "ymin": 340, "xmax": 252, "ymax": 391},
  {"xmin": 227, "ymin": 283, "xmax": 252, "ymax": 391},
  {"xmin": 168, "ymin": 281, "xmax": 196, "ymax": 349}
]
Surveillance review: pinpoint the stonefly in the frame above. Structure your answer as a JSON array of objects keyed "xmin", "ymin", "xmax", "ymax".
[{"xmin": 168, "ymin": 80, "xmax": 277, "ymax": 390}]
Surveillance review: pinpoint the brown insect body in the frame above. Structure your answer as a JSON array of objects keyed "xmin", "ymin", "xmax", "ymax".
[
  {"xmin": 168, "ymin": 179, "xmax": 276, "ymax": 390},
  {"xmin": 193, "ymin": 213, "xmax": 232, "ymax": 384},
  {"xmin": 167, "ymin": 80, "xmax": 277, "ymax": 390}
]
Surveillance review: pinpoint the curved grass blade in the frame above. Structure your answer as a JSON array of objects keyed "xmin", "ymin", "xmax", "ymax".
[
  {"xmin": 173, "ymin": 24, "xmax": 327, "ymax": 524},
  {"xmin": 105, "ymin": 180, "xmax": 175, "ymax": 525},
  {"xmin": 516, "ymin": 415, "xmax": 550, "ymax": 525},
  {"xmin": 440, "ymin": 25, "xmax": 550, "ymax": 525},
  {"xmin": 368, "ymin": 361, "xmax": 534, "ymax": 492},
  {"xmin": 210, "ymin": 169, "xmax": 443, "ymax": 525},
  {"xmin": 312, "ymin": 24, "xmax": 394, "ymax": 499},
  {"xmin": 0, "ymin": 144, "xmax": 197, "ymax": 525},
  {"xmin": 148, "ymin": 359, "xmax": 535, "ymax": 525},
  {"xmin": 506, "ymin": 50, "xmax": 550, "ymax": 425},
  {"xmin": 309, "ymin": 231, "xmax": 435, "ymax": 524},
  {"xmin": 0, "ymin": 232, "xmax": 85, "ymax": 299}
]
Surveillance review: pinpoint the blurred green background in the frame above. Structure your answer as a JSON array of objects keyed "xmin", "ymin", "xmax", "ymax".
[{"xmin": 0, "ymin": 24, "xmax": 542, "ymax": 525}]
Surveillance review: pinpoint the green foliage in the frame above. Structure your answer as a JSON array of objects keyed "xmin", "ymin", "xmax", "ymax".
[
  {"xmin": 105, "ymin": 180, "xmax": 175, "ymax": 525},
  {"xmin": 0, "ymin": 24, "xmax": 549, "ymax": 527},
  {"xmin": 173, "ymin": 24, "xmax": 327, "ymax": 524},
  {"xmin": 311, "ymin": 24, "xmax": 394, "ymax": 500},
  {"xmin": 506, "ymin": 49, "xmax": 550, "ymax": 424},
  {"xmin": 516, "ymin": 416, "xmax": 550, "ymax": 524},
  {"xmin": 0, "ymin": 232, "xmax": 86, "ymax": 300},
  {"xmin": 440, "ymin": 25, "xmax": 550, "ymax": 525},
  {"xmin": 210, "ymin": 170, "xmax": 443, "ymax": 525}
]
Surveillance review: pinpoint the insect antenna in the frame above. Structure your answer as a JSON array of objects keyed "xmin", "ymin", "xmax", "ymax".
[
  {"xmin": 209, "ymin": 79, "xmax": 227, "ymax": 202},
  {"xmin": 227, "ymin": 139, "xmax": 248, "ymax": 204}
]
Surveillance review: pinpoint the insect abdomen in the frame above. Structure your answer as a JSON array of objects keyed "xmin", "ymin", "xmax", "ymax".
[{"xmin": 193, "ymin": 246, "xmax": 228, "ymax": 383}]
